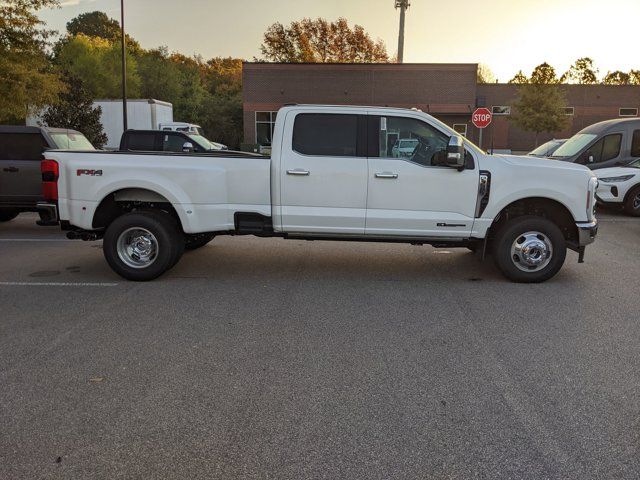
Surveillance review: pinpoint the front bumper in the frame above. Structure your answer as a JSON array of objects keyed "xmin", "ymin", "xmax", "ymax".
[
  {"xmin": 576, "ymin": 220, "xmax": 598, "ymax": 246},
  {"xmin": 36, "ymin": 202, "xmax": 59, "ymax": 226}
]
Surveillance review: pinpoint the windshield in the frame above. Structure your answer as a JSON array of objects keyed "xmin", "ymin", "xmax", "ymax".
[
  {"xmin": 50, "ymin": 132, "xmax": 95, "ymax": 150},
  {"xmin": 625, "ymin": 158, "xmax": 640, "ymax": 169},
  {"xmin": 529, "ymin": 140, "xmax": 560, "ymax": 156},
  {"xmin": 186, "ymin": 133, "xmax": 218, "ymax": 150},
  {"xmin": 550, "ymin": 133, "xmax": 597, "ymax": 158}
]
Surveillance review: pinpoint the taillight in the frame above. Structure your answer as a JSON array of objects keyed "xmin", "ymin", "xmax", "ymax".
[{"xmin": 41, "ymin": 159, "xmax": 59, "ymax": 201}]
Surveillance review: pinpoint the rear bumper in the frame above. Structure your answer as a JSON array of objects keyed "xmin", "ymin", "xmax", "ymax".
[
  {"xmin": 36, "ymin": 202, "xmax": 59, "ymax": 226},
  {"xmin": 576, "ymin": 220, "xmax": 598, "ymax": 246}
]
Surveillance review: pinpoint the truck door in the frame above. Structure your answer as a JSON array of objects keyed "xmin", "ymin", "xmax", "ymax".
[
  {"xmin": 279, "ymin": 112, "xmax": 368, "ymax": 234},
  {"xmin": 0, "ymin": 131, "xmax": 48, "ymax": 206},
  {"xmin": 365, "ymin": 115, "xmax": 478, "ymax": 238}
]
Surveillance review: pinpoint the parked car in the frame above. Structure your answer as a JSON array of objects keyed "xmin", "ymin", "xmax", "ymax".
[
  {"xmin": 594, "ymin": 158, "xmax": 640, "ymax": 215},
  {"xmin": 38, "ymin": 105, "xmax": 598, "ymax": 283},
  {"xmin": 391, "ymin": 138, "xmax": 419, "ymax": 157},
  {"xmin": 120, "ymin": 130, "xmax": 227, "ymax": 153},
  {"xmin": 528, "ymin": 139, "xmax": 566, "ymax": 157},
  {"xmin": 159, "ymin": 122, "xmax": 227, "ymax": 150},
  {"xmin": 0, "ymin": 126, "xmax": 94, "ymax": 222},
  {"xmin": 549, "ymin": 118, "xmax": 640, "ymax": 169}
]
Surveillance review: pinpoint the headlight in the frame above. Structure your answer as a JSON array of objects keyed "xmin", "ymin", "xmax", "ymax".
[{"xmin": 598, "ymin": 174, "xmax": 635, "ymax": 183}]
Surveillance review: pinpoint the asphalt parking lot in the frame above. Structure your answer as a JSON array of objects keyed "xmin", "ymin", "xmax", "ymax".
[{"xmin": 1, "ymin": 211, "xmax": 639, "ymax": 479}]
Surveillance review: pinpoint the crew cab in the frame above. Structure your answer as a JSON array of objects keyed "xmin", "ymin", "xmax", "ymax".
[
  {"xmin": 38, "ymin": 105, "xmax": 598, "ymax": 283},
  {"xmin": 120, "ymin": 129, "xmax": 226, "ymax": 153},
  {"xmin": 0, "ymin": 126, "xmax": 94, "ymax": 222}
]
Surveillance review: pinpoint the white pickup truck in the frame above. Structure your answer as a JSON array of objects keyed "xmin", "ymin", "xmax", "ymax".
[{"xmin": 38, "ymin": 105, "xmax": 598, "ymax": 283}]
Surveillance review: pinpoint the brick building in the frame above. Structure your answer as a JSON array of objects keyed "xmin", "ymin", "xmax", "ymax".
[{"xmin": 242, "ymin": 62, "xmax": 640, "ymax": 152}]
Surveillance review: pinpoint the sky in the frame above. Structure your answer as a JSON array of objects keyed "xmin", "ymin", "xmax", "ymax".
[{"xmin": 39, "ymin": 0, "xmax": 640, "ymax": 82}]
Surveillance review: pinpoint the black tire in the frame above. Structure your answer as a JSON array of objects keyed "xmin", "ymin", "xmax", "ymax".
[
  {"xmin": 103, "ymin": 211, "xmax": 184, "ymax": 281},
  {"xmin": 624, "ymin": 185, "xmax": 640, "ymax": 216},
  {"xmin": 184, "ymin": 232, "xmax": 215, "ymax": 251},
  {"xmin": 0, "ymin": 209, "xmax": 19, "ymax": 222},
  {"xmin": 492, "ymin": 215, "xmax": 567, "ymax": 283}
]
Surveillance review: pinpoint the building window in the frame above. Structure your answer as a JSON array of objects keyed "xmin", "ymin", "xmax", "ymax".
[
  {"xmin": 492, "ymin": 106, "xmax": 511, "ymax": 115},
  {"xmin": 619, "ymin": 108, "xmax": 638, "ymax": 117},
  {"xmin": 453, "ymin": 124, "xmax": 468, "ymax": 136},
  {"xmin": 255, "ymin": 111, "xmax": 278, "ymax": 145},
  {"xmin": 564, "ymin": 107, "xmax": 575, "ymax": 116}
]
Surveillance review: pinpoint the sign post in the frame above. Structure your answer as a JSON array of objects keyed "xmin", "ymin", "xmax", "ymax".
[{"xmin": 472, "ymin": 107, "xmax": 492, "ymax": 149}]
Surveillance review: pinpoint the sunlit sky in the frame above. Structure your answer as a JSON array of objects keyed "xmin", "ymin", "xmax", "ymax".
[{"xmin": 40, "ymin": 0, "xmax": 640, "ymax": 82}]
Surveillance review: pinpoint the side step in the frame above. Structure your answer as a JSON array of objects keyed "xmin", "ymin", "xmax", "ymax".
[{"xmin": 234, "ymin": 212, "xmax": 273, "ymax": 235}]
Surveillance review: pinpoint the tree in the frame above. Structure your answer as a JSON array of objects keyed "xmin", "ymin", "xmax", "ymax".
[
  {"xmin": 65, "ymin": 11, "xmax": 139, "ymax": 51},
  {"xmin": 510, "ymin": 84, "xmax": 569, "ymax": 146},
  {"xmin": 602, "ymin": 70, "xmax": 630, "ymax": 85},
  {"xmin": 55, "ymin": 34, "xmax": 141, "ymax": 98},
  {"xmin": 629, "ymin": 70, "xmax": 640, "ymax": 85},
  {"xmin": 560, "ymin": 57, "xmax": 598, "ymax": 84},
  {"xmin": 477, "ymin": 63, "xmax": 495, "ymax": 84},
  {"xmin": 509, "ymin": 70, "xmax": 529, "ymax": 84},
  {"xmin": 260, "ymin": 17, "xmax": 389, "ymax": 63},
  {"xmin": 529, "ymin": 62, "xmax": 559, "ymax": 84},
  {"xmin": 40, "ymin": 72, "xmax": 108, "ymax": 148},
  {"xmin": 0, "ymin": 0, "xmax": 64, "ymax": 122}
]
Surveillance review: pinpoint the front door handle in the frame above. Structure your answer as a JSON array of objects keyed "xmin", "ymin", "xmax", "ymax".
[
  {"xmin": 286, "ymin": 169, "xmax": 310, "ymax": 176},
  {"xmin": 375, "ymin": 172, "xmax": 398, "ymax": 179},
  {"xmin": 3, "ymin": 167, "xmax": 19, "ymax": 173}
]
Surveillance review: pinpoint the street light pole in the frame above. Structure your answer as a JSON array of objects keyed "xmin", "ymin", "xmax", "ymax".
[
  {"xmin": 395, "ymin": 0, "xmax": 410, "ymax": 63},
  {"xmin": 120, "ymin": 0, "xmax": 128, "ymax": 131}
]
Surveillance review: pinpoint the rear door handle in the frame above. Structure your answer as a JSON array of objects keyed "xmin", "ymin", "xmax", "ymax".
[
  {"xmin": 3, "ymin": 167, "xmax": 19, "ymax": 173},
  {"xmin": 375, "ymin": 172, "xmax": 398, "ymax": 179},
  {"xmin": 286, "ymin": 169, "xmax": 310, "ymax": 176}
]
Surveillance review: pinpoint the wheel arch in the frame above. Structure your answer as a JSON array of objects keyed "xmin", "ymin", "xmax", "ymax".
[
  {"xmin": 92, "ymin": 187, "xmax": 185, "ymax": 231},
  {"xmin": 488, "ymin": 196, "xmax": 578, "ymax": 243}
]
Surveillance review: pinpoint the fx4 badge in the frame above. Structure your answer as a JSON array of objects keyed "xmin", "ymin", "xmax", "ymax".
[{"xmin": 77, "ymin": 169, "xmax": 103, "ymax": 176}]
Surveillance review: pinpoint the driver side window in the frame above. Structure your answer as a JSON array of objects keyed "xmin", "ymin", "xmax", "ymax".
[{"xmin": 378, "ymin": 116, "xmax": 449, "ymax": 167}]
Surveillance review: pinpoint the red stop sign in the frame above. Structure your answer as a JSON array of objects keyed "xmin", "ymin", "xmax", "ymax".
[{"xmin": 472, "ymin": 107, "xmax": 492, "ymax": 129}]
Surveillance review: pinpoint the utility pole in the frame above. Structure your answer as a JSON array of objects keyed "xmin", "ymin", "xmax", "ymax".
[
  {"xmin": 120, "ymin": 0, "xmax": 128, "ymax": 131},
  {"xmin": 395, "ymin": 0, "xmax": 410, "ymax": 63}
]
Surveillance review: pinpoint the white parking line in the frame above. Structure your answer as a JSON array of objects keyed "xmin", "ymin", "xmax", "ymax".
[
  {"xmin": 0, "ymin": 282, "xmax": 117, "ymax": 287},
  {"xmin": 0, "ymin": 238, "xmax": 70, "ymax": 242}
]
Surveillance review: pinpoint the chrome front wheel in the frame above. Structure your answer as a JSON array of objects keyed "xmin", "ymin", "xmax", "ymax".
[
  {"xmin": 510, "ymin": 231, "xmax": 553, "ymax": 272},
  {"xmin": 116, "ymin": 227, "xmax": 159, "ymax": 269}
]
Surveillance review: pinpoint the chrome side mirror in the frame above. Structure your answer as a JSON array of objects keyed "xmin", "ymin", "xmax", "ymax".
[
  {"xmin": 446, "ymin": 135, "xmax": 465, "ymax": 170},
  {"xmin": 182, "ymin": 142, "xmax": 194, "ymax": 153}
]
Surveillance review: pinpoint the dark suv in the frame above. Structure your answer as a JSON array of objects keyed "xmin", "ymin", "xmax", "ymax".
[{"xmin": 0, "ymin": 126, "xmax": 94, "ymax": 222}]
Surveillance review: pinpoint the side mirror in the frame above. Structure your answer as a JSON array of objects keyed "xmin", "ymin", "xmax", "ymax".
[
  {"xmin": 182, "ymin": 142, "xmax": 194, "ymax": 153},
  {"xmin": 446, "ymin": 135, "xmax": 465, "ymax": 170}
]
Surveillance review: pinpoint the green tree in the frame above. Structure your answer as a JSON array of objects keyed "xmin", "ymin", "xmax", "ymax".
[
  {"xmin": 55, "ymin": 34, "xmax": 140, "ymax": 98},
  {"xmin": 560, "ymin": 57, "xmax": 598, "ymax": 84},
  {"xmin": 260, "ymin": 17, "xmax": 388, "ymax": 63},
  {"xmin": 510, "ymin": 84, "xmax": 569, "ymax": 146},
  {"xmin": 40, "ymin": 72, "xmax": 108, "ymax": 148},
  {"xmin": 199, "ymin": 57, "xmax": 243, "ymax": 148},
  {"xmin": 529, "ymin": 62, "xmax": 559, "ymax": 84},
  {"xmin": 477, "ymin": 63, "xmax": 495, "ymax": 84},
  {"xmin": 138, "ymin": 47, "xmax": 182, "ymax": 101},
  {"xmin": 0, "ymin": 0, "xmax": 63, "ymax": 122},
  {"xmin": 602, "ymin": 70, "xmax": 630, "ymax": 85},
  {"xmin": 509, "ymin": 70, "xmax": 529, "ymax": 84},
  {"xmin": 629, "ymin": 70, "xmax": 640, "ymax": 85},
  {"xmin": 65, "ymin": 11, "xmax": 139, "ymax": 50}
]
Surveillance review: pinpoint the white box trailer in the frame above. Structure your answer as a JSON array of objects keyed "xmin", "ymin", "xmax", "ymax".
[
  {"xmin": 27, "ymin": 99, "xmax": 173, "ymax": 150},
  {"xmin": 94, "ymin": 99, "xmax": 173, "ymax": 149}
]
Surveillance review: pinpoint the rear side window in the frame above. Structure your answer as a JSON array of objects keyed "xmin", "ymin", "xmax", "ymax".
[
  {"xmin": 293, "ymin": 114, "xmax": 358, "ymax": 157},
  {"xmin": 0, "ymin": 133, "xmax": 47, "ymax": 160},
  {"xmin": 631, "ymin": 130, "xmax": 640, "ymax": 157},
  {"xmin": 125, "ymin": 132, "xmax": 157, "ymax": 151}
]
